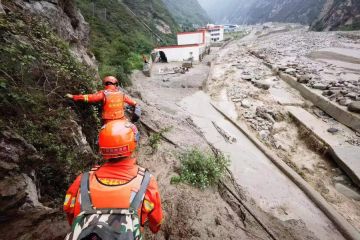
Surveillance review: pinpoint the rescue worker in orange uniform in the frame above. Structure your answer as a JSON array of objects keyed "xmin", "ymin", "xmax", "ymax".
[
  {"xmin": 63, "ymin": 120, "xmax": 163, "ymax": 238},
  {"xmin": 66, "ymin": 76, "xmax": 140, "ymax": 122}
]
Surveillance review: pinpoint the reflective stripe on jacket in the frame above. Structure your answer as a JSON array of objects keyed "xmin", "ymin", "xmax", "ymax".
[
  {"xmin": 72, "ymin": 85, "xmax": 137, "ymax": 120},
  {"xmin": 63, "ymin": 158, "xmax": 163, "ymax": 233}
]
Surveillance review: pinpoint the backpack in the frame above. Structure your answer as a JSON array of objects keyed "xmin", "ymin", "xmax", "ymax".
[
  {"xmin": 102, "ymin": 89, "xmax": 125, "ymax": 120},
  {"xmin": 65, "ymin": 169, "xmax": 151, "ymax": 240}
]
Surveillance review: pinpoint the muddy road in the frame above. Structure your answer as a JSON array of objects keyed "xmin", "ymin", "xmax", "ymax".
[{"xmin": 129, "ymin": 25, "xmax": 360, "ymax": 239}]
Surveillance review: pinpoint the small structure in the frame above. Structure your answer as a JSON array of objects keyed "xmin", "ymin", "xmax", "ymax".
[
  {"xmin": 224, "ymin": 24, "xmax": 238, "ymax": 33},
  {"xmin": 153, "ymin": 30, "xmax": 211, "ymax": 63},
  {"xmin": 205, "ymin": 24, "xmax": 224, "ymax": 42}
]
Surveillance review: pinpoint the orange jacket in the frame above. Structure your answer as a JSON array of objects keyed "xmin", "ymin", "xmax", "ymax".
[
  {"xmin": 72, "ymin": 85, "xmax": 137, "ymax": 120},
  {"xmin": 63, "ymin": 157, "xmax": 163, "ymax": 233}
]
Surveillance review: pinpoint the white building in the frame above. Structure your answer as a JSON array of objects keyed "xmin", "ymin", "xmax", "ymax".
[
  {"xmin": 206, "ymin": 24, "xmax": 224, "ymax": 42},
  {"xmin": 224, "ymin": 24, "xmax": 238, "ymax": 33},
  {"xmin": 153, "ymin": 30, "xmax": 211, "ymax": 62},
  {"xmin": 154, "ymin": 44, "xmax": 201, "ymax": 62}
]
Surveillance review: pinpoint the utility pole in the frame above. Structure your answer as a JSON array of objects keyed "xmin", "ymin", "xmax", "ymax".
[{"xmin": 104, "ymin": 8, "xmax": 107, "ymax": 21}]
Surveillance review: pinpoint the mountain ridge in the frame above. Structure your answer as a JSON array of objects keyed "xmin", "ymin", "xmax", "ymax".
[{"xmin": 198, "ymin": 0, "xmax": 360, "ymax": 31}]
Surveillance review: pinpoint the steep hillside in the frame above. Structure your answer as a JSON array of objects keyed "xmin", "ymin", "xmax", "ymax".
[
  {"xmin": 162, "ymin": 0, "xmax": 211, "ymax": 28},
  {"xmin": 311, "ymin": 0, "xmax": 360, "ymax": 31},
  {"xmin": 76, "ymin": 0, "xmax": 180, "ymax": 86},
  {"xmin": 236, "ymin": 0, "xmax": 324, "ymax": 25},
  {"xmin": 0, "ymin": 0, "xmax": 99, "ymax": 238},
  {"xmin": 198, "ymin": 0, "xmax": 325, "ymax": 25}
]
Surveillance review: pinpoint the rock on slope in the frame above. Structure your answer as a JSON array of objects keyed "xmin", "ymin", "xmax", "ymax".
[
  {"xmin": 0, "ymin": 131, "xmax": 69, "ymax": 240},
  {"xmin": 162, "ymin": 0, "xmax": 211, "ymax": 27},
  {"xmin": 311, "ymin": 0, "xmax": 360, "ymax": 31}
]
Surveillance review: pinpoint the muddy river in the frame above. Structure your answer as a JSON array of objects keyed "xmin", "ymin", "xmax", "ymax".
[{"xmin": 180, "ymin": 90, "xmax": 344, "ymax": 240}]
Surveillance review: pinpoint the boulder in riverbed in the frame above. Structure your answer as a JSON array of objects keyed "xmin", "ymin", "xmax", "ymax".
[
  {"xmin": 241, "ymin": 99, "xmax": 251, "ymax": 108},
  {"xmin": 254, "ymin": 82, "xmax": 270, "ymax": 90},
  {"xmin": 312, "ymin": 83, "xmax": 328, "ymax": 90},
  {"xmin": 339, "ymin": 98, "xmax": 352, "ymax": 106},
  {"xmin": 348, "ymin": 101, "xmax": 360, "ymax": 113},
  {"xmin": 297, "ymin": 75, "xmax": 311, "ymax": 84}
]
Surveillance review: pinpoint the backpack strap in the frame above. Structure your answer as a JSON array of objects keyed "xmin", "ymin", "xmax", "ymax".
[
  {"xmin": 130, "ymin": 170, "xmax": 151, "ymax": 210},
  {"xmin": 80, "ymin": 171, "xmax": 93, "ymax": 212}
]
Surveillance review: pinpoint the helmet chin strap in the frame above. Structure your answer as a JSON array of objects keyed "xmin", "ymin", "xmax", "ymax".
[
  {"xmin": 105, "ymin": 82, "xmax": 116, "ymax": 86},
  {"xmin": 107, "ymin": 156, "xmax": 127, "ymax": 163}
]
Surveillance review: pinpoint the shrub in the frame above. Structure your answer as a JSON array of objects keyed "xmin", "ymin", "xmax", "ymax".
[
  {"xmin": 0, "ymin": 11, "xmax": 99, "ymax": 201},
  {"xmin": 171, "ymin": 149, "xmax": 229, "ymax": 189},
  {"xmin": 148, "ymin": 127, "xmax": 171, "ymax": 152}
]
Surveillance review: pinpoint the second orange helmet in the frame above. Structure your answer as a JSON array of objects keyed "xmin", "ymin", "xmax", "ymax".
[
  {"xmin": 98, "ymin": 119, "xmax": 138, "ymax": 159},
  {"xmin": 102, "ymin": 76, "xmax": 118, "ymax": 85}
]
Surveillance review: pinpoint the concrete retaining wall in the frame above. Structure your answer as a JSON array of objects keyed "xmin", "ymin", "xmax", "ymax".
[
  {"xmin": 279, "ymin": 72, "xmax": 360, "ymax": 132},
  {"xmin": 211, "ymin": 103, "xmax": 360, "ymax": 240}
]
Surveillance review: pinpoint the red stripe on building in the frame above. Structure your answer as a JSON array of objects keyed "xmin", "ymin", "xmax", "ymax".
[
  {"xmin": 155, "ymin": 44, "xmax": 202, "ymax": 49},
  {"xmin": 177, "ymin": 31, "xmax": 204, "ymax": 35}
]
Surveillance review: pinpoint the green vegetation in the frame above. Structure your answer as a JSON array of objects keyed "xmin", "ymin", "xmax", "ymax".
[
  {"xmin": 171, "ymin": 149, "xmax": 229, "ymax": 189},
  {"xmin": 76, "ymin": 0, "xmax": 179, "ymax": 86},
  {"xmin": 148, "ymin": 127, "xmax": 172, "ymax": 152},
  {"xmin": 338, "ymin": 21, "xmax": 360, "ymax": 31},
  {"xmin": 224, "ymin": 31, "xmax": 248, "ymax": 40},
  {"xmin": 161, "ymin": 0, "xmax": 210, "ymax": 29},
  {"xmin": 0, "ymin": 11, "xmax": 99, "ymax": 201}
]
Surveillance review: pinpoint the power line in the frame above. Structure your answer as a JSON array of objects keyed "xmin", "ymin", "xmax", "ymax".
[{"xmin": 118, "ymin": 1, "xmax": 166, "ymax": 44}]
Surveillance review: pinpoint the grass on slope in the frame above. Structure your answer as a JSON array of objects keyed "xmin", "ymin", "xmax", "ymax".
[
  {"xmin": 0, "ymin": 9, "xmax": 100, "ymax": 202},
  {"xmin": 161, "ymin": 0, "xmax": 211, "ymax": 29},
  {"xmin": 77, "ymin": 0, "xmax": 179, "ymax": 86}
]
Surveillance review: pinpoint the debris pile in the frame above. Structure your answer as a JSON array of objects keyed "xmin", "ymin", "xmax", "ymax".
[
  {"xmin": 248, "ymin": 29, "xmax": 360, "ymax": 114},
  {"xmin": 158, "ymin": 66, "xmax": 190, "ymax": 75}
]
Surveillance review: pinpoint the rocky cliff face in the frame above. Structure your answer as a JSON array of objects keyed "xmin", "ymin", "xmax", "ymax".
[
  {"xmin": 0, "ymin": 131, "xmax": 69, "ymax": 240},
  {"xmin": 21, "ymin": 0, "xmax": 97, "ymax": 68},
  {"xmin": 311, "ymin": 0, "xmax": 360, "ymax": 31},
  {"xmin": 0, "ymin": 1, "xmax": 98, "ymax": 238}
]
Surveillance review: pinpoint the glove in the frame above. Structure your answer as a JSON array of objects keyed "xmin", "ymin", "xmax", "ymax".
[
  {"xmin": 131, "ymin": 105, "xmax": 141, "ymax": 122},
  {"xmin": 65, "ymin": 94, "xmax": 73, "ymax": 99}
]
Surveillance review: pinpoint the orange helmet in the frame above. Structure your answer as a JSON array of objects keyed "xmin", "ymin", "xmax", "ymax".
[
  {"xmin": 98, "ymin": 119, "xmax": 138, "ymax": 160},
  {"xmin": 103, "ymin": 76, "xmax": 118, "ymax": 85}
]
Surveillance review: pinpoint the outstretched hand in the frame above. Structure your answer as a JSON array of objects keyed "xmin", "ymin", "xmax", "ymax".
[{"xmin": 65, "ymin": 94, "xmax": 73, "ymax": 99}]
